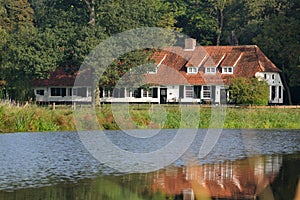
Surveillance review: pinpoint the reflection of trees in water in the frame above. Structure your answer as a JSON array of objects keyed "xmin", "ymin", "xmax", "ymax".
[{"xmin": 270, "ymin": 154, "xmax": 300, "ymax": 200}]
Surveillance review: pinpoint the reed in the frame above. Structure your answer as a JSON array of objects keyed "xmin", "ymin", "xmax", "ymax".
[{"xmin": 0, "ymin": 103, "xmax": 300, "ymax": 133}]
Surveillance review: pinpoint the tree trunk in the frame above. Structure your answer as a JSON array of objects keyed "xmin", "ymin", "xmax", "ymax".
[
  {"xmin": 84, "ymin": 0, "xmax": 95, "ymax": 26},
  {"xmin": 95, "ymin": 84, "xmax": 100, "ymax": 107},
  {"xmin": 281, "ymin": 71, "xmax": 293, "ymax": 105},
  {"xmin": 90, "ymin": 68, "xmax": 100, "ymax": 107},
  {"xmin": 216, "ymin": 8, "xmax": 224, "ymax": 46}
]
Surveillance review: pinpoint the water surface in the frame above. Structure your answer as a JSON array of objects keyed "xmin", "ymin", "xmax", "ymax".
[{"xmin": 0, "ymin": 129, "xmax": 299, "ymax": 199}]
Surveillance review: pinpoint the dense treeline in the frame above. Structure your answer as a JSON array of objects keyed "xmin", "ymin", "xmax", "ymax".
[{"xmin": 0, "ymin": 0, "xmax": 299, "ymax": 103}]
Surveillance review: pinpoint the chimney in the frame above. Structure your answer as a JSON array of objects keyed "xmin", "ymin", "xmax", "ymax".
[{"xmin": 184, "ymin": 38, "xmax": 196, "ymax": 51}]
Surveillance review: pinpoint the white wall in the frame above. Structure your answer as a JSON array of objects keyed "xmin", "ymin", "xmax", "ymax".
[
  {"xmin": 256, "ymin": 72, "xmax": 283, "ymax": 104},
  {"xmin": 34, "ymin": 86, "xmax": 92, "ymax": 103}
]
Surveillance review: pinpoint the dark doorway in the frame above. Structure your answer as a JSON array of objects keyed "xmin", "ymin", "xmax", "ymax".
[
  {"xmin": 194, "ymin": 86, "xmax": 201, "ymax": 98},
  {"xmin": 179, "ymin": 85, "xmax": 184, "ymax": 98},
  {"xmin": 272, "ymin": 86, "xmax": 276, "ymax": 100},
  {"xmin": 220, "ymin": 89, "xmax": 227, "ymax": 104},
  {"xmin": 160, "ymin": 88, "xmax": 167, "ymax": 104}
]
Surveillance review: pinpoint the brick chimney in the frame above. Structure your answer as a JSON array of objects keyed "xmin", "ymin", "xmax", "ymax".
[{"xmin": 184, "ymin": 38, "xmax": 196, "ymax": 51}]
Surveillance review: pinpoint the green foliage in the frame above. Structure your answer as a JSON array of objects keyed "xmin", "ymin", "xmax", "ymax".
[
  {"xmin": 0, "ymin": 0, "xmax": 299, "ymax": 103},
  {"xmin": 229, "ymin": 77, "xmax": 269, "ymax": 105},
  {"xmin": 253, "ymin": 15, "xmax": 300, "ymax": 87},
  {"xmin": 175, "ymin": 0, "xmax": 217, "ymax": 45},
  {"xmin": 97, "ymin": 0, "xmax": 178, "ymax": 35}
]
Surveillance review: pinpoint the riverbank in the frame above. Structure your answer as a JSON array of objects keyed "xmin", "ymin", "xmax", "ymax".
[{"xmin": 0, "ymin": 103, "xmax": 300, "ymax": 133}]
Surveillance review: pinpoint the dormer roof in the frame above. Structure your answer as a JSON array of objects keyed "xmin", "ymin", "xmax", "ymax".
[{"xmin": 146, "ymin": 45, "xmax": 280, "ymax": 85}]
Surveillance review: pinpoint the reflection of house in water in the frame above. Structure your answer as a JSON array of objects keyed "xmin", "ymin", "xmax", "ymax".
[{"xmin": 152, "ymin": 155, "xmax": 282, "ymax": 199}]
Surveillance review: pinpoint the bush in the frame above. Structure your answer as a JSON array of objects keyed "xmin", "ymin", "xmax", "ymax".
[{"xmin": 229, "ymin": 77, "xmax": 269, "ymax": 105}]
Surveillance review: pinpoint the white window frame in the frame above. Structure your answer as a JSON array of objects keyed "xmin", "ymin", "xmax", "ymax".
[
  {"xmin": 202, "ymin": 85, "xmax": 211, "ymax": 99},
  {"xmin": 185, "ymin": 86, "xmax": 194, "ymax": 98},
  {"xmin": 147, "ymin": 68, "xmax": 158, "ymax": 74},
  {"xmin": 222, "ymin": 67, "xmax": 233, "ymax": 74},
  {"xmin": 205, "ymin": 67, "xmax": 216, "ymax": 74},
  {"xmin": 187, "ymin": 67, "xmax": 198, "ymax": 74}
]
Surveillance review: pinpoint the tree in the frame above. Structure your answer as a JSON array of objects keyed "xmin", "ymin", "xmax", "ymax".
[
  {"xmin": 97, "ymin": 0, "xmax": 178, "ymax": 35},
  {"xmin": 252, "ymin": 0, "xmax": 300, "ymax": 104},
  {"xmin": 210, "ymin": 0, "xmax": 233, "ymax": 45},
  {"xmin": 174, "ymin": 0, "xmax": 217, "ymax": 45},
  {"xmin": 229, "ymin": 77, "xmax": 269, "ymax": 105}
]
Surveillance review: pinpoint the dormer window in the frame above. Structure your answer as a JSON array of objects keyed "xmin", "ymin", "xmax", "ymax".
[
  {"xmin": 187, "ymin": 67, "xmax": 198, "ymax": 74},
  {"xmin": 205, "ymin": 67, "xmax": 216, "ymax": 74},
  {"xmin": 222, "ymin": 67, "xmax": 233, "ymax": 74},
  {"xmin": 147, "ymin": 68, "xmax": 157, "ymax": 74}
]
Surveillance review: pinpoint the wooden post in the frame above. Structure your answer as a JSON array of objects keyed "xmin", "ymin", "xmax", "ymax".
[{"xmin": 52, "ymin": 102, "xmax": 55, "ymax": 110}]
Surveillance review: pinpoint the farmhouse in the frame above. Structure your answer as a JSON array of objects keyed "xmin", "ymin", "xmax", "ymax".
[
  {"xmin": 100, "ymin": 39, "xmax": 283, "ymax": 104},
  {"xmin": 32, "ymin": 39, "xmax": 283, "ymax": 104}
]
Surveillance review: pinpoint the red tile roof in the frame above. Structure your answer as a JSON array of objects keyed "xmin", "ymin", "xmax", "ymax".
[
  {"xmin": 32, "ymin": 45, "xmax": 280, "ymax": 87},
  {"xmin": 31, "ymin": 67, "xmax": 92, "ymax": 87},
  {"xmin": 146, "ymin": 45, "xmax": 280, "ymax": 85}
]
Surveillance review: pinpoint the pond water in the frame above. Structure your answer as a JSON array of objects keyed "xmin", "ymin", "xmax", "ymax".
[{"xmin": 0, "ymin": 129, "xmax": 299, "ymax": 199}]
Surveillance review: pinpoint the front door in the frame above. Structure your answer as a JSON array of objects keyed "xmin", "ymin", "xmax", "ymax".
[{"xmin": 160, "ymin": 88, "xmax": 167, "ymax": 104}]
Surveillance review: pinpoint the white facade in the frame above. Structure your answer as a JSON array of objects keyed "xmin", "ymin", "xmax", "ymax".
[
  {"xmin": 100, "ymin": 85, "xmax": 227, "ymax": 104},
  {"xmin": 255, "ymin": 72, "xmax": 284, "ymax": 104},
  {"xmin": 34, "ymin": 86, "xmax": 92, "ymax": 103}
]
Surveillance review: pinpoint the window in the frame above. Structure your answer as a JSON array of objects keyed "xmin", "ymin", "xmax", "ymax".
[
  {"xmin": 147, "ymin": 67, "xmax": 157, "ymax": 74},
  {"xmin": 119, "ymin": 88, "xmax": 125, "ymax": 98},
  {"xmin": 202, "ymin": 86, "xmax": 211, "ymax": 99},
  {"xmin": 113, "ymin": 88, "xmax": 120, "ymax": 98},
  {"xmin": 36, "ymin": 90, "xmax": 44, "ymax": 96},
  {"xmin": 126, "ymin": 89, "xmax": 131, "ymax": 98},
  {"xmin": 222, "ymin": 67, "xmax": 233, "ymax": 74},
  {"xmin": 185, "ymin": 86, "xmax": 193, "ymax": 98},
  {"xmin": 272, "ymin": 74, "xmax": 275, "ymax": 80},
  {"xmin": 77, "ymin": 87, "xmax": 87, "ymax": 97},
  {"xmin": 205, "ymin": 67, "xmax": 216, "ymax": 74},
  {"xmin": 152, "ymin": 88, "xmax": 158, "ymax": 98},
  {"xmin": 50, "ymin": 88, "xmax": 66, "ymax": 97},
  {"xmin": 187, "ymin": 67, "xmax": 198, "ymax": 74},
  {"xmin": 134, "ymin": 88, "xmax": 141, "ymax": 98},
  {"xmin": 271, "ymin": 86, "xmax": 276, "ymax": 100},
  {"xmin": 148, "ymin": 89, "xmax": 152, "ymax": 97},
  {"xmin": 279, "ymin": 86, "xmax": 282, "ymax": 99},
  {"xmin": 143, "ymin": 89, "xmax": 148, "ymax": 97},
  {"xmin": 113, "ymin": 88, "xmax": 124, "ymax": 98},
  {"xmin": 73, "ymin": 88, "xmax": 77, "ymax": 96},
  {"xmin": 104, "ymin": 89, "xmax": 112, "ymax": 97},
  {"xmin": 264, "ymin": 74, "xmax": 267, "ymax": 79}
]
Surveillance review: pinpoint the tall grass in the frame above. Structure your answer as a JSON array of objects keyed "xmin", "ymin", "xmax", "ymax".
[{"xmin": 0, "ymin": 103, "xmax": 300, "ymax": 133}]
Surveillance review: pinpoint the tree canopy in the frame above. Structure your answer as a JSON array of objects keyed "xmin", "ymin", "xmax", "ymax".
[{"xmin": 0, "ymin": 0, "xmax": 299, "ymax": 103}]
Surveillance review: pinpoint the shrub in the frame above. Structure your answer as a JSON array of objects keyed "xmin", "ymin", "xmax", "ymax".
[{"xmin": 229, "ymin": 77, "xmax": 269, "ymax": 105}]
